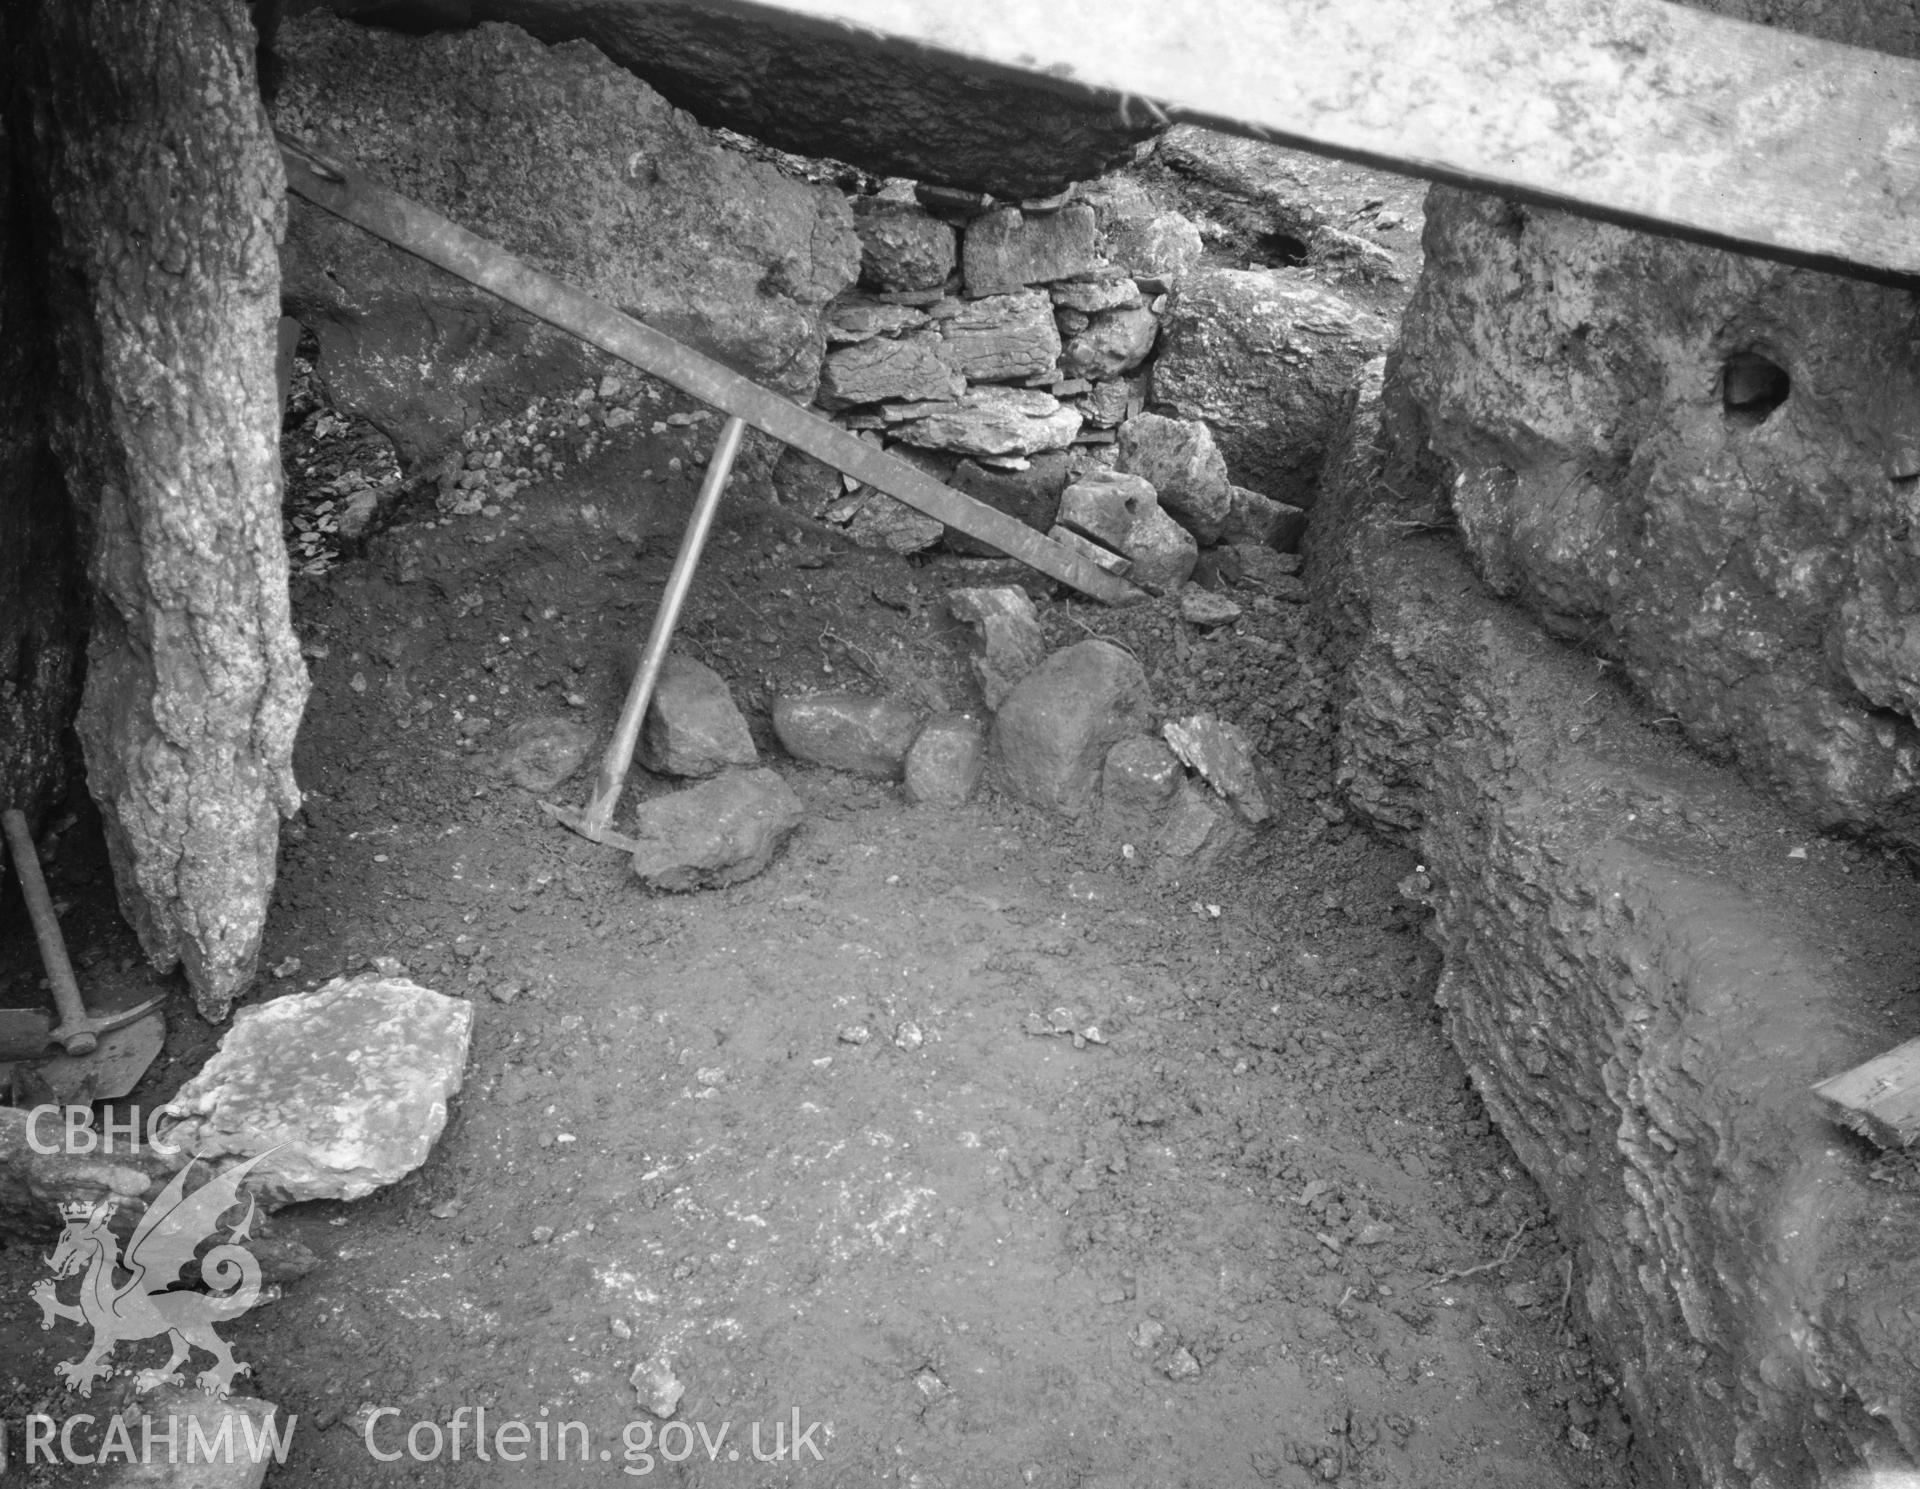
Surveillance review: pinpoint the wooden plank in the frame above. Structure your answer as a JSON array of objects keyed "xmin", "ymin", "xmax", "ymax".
[
  {"xmin": 708, "ymin": 0, "xmax": 1920, "ymax": 281},
  {"xmin": 277, "ymin": 140, "xmax": 1143, "ymax": 606},
  {"xmin": 1813, "ymin": 1035, "xmax": 1920, "ymax": 1149}
]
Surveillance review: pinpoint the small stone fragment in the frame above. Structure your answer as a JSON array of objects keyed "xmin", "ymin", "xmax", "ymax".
[
  {"xmin": 893, "ymin": 1020, "xmax": 925, "ymax": 1050},
  {"xmin": 1180, "ymin": 589, "xmax": 1243, "ymax": 629},
  {"xmin": 854, "ymin": 200, "xmax": 958, "ymax": 292},
  {"xmin": 1155, "ymin": 780, "xmax": 1235, "ymax": 866},
  {"xmin": 947, "ymin": 586, "xmax": 1047, "ymax": 709},
  {"xmin": 628, "ymin": 768, "xmax": 805, "ymax": 891},
  {"xmin": 963, "ymin": 203, "xmax": 1099, "ymax": 292},
  {"xmin": 1162, "ymin": 714, "xmax": 1271, "ymax": 823},
  {"xmin": 1082, "ymin": 376, "xmax": 1145, "ymax": 429},
  {"xmin": 632, "ymin": 1356, "xmax": 685, "ymax": 1419},
  {"xmin": 489, "ymin": 715, "xmax": 597, "ymax": 793},
  {"xmin": 156, "ymin": 975, "xmax": 474, "ymax": 1206},
  {"xmin": 992, "ymin": 641, "xmax": 1155, "ymax": 816},
  {"xmin": 906, "ymin": 713, "xmax": 988, "ymax": 805},
  {"xmin": 639, "ymin": 653, "xmax": 757, "ymax": 778},
  {"xmin": 773, "ymin": 693, "xmax": 923, "ymax": 778},
  {"xmin": 118, "ymin": 1388, "xmax": 286, "ymax": 1489},
  {"xmin": 1116, "ymin": 412, "xmax": 1234, "ymax": 544},
  {"xmin": 1161, "ymin": 1346, "xmax": 1202, "ymax": 1381},
  {"xmin": 838, "ymin": 1024, "xmax": 872, "ymax": 1045}
]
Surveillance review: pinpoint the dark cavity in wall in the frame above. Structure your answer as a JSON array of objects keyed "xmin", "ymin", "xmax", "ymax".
[
  {"xmin": 1722, "ymin": 348, "xmax": 1790, "ymax": 427},
  {"xmin": 0, "ymin": 92, "xmax": 88, "ymax": 822}
]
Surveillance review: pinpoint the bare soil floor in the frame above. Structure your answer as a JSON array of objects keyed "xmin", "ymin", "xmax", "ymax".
[{"xmin": 0, "ymin": 390, "xmax": 1635, "ymax": 1488}]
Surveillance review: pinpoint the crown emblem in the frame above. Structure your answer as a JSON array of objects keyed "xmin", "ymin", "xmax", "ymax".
[{"xmin": 57, "ymin": 1200, "xmax": 96, "ymax": 1222}]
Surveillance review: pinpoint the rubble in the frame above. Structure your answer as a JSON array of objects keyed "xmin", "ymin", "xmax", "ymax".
[{"xmin": 1163, "ymin": 714, "xmax": 1272, "ymax": 822}]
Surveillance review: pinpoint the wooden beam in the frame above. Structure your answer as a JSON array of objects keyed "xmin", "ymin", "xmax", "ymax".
[
  {"xmin": 1815, "ymin": 1036, "xmax": 1920, "ymax": 1149},
  {"xmin": 277, "ymin": 139, "xmax": 1144, "ymax": 605},
  {"xmin": 708, "ymin": 0, "xmax": 1920, "ymax": 281}
]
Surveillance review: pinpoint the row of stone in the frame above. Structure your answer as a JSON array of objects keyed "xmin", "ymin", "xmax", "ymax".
[{"xmin": 616, "ymin": 585, "xmax": 1273, "ymax": 894}]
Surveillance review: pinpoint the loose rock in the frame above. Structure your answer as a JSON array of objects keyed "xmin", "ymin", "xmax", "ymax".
[
  {"xmin": 114, "ymin": 1388, "xmax": 287, "ymax": 1489},
  {"xmin": 947, "ymin": 586, "xmax": 1047, "ymax": 709},
  {"xmin": 1163, "ymin": 714, "xmax": 1271, "ymax": 822},
  {"xmin": 944, "ymin": 454, "xmax": 1071, "ymax": 555},
  {"xmin": 905, "ymin": 713, "xmax": 987, "ymax": 805},
  {"xmin": 773, "ymin": 693, "xmax": 923, "ymax": 778},
  {"xmin": 628, "ymin": 767, "xmax": 805, "ymax": 891},
  {"xmin": 638, "ymin": 654, "xmax": 757, "ymax": 778},
  {"xmin": 1180, "ymin": 589, "xmax": 1243, "ymax": 630},
  {"xmin": 156, "ymin": 974, "xmax": 474, "ymax": 1207},
  {"xmin": 992, "ymin": 641, "xmax": 1154, "ymax": 816},
  {"xmin": 1116, "ymin": 412, "xmax": 1234, "ymax": 545}
]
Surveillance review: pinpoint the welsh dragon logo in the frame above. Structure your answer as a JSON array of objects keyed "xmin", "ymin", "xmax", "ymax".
[{"xmin": 32, "ymin": 1151, "xmax": 275, "ymax": 1399}]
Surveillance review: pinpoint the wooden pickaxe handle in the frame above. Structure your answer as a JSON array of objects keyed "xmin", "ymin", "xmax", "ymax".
[{"xmin": 3, "ymin": 809, "xmax": 103, "ymax": 1055}]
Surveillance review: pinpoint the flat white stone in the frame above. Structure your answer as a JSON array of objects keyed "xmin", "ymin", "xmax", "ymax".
[{"xmin": 157, "ymin": 975, "xmax": 474, "ymax": 1206}]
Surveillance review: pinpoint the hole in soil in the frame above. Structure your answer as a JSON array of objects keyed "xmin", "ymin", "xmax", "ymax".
[
  {"xmin": 1253, "ymin": 230, "xmax": 1311, "ymax": 267},
  {"xmin": 1722, "ymin": 350, "xmax": 1790, "ymax": 427}
]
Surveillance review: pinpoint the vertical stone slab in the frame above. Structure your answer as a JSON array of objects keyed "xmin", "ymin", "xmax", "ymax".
[{"xmin": 15, "ymin": 0, "xmax": 309, "ymax": 1018}]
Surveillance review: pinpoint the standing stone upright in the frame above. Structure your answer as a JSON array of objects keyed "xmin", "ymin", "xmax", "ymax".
[{"xmin": 14, "ymin": 0, "xmax": 309, "ymax": 1019}]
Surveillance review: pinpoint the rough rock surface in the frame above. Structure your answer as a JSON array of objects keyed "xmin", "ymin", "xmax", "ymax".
[
  {"xmin": 1099, "ymin": 734, "xmax": 1183, "ymax": 844},
  {"xmin": 484, "ymin": 715, "xmax": 596, "ymax": 793},
  {"xmin": 1224, "ymin": 486, "xmax": 1305, "ymax": 550},
  {"xmin": 963, "ymin": 205, "xmax": 1100, "ymax": 294},
  {"xmin": 1057, "ymin": 469, "xmax": 1196, "ymax": 592},
  {"xmin": 1116, "ymin": 412, "xmax": 1234, "ymax": 544},
  {"xmin": 19, "ymin": 0, "xmax": 309, "ymax": 1018},
  {"xmin": 1178, "ymin": 589, "xmax": 1241, "ymax": 630},
  {"xmin": 1152, "ymin": 779, "xmax": 1238, "ymax": 870},
  {"xmin": 638, "ymin": 653, "xmax": 757, "ymax": 779},
  {"xmin": 935, "ymin": 291, "xmax": 1061, "ymax": 383},
  {"xmin": 944, "ymin": 455, "xmax": 1070, "ymax": 557},
  {"xmin": 904, "ymin": 714, "xmax": 986, "ymax": 806},
  {"xmin": 317, "ymin": 0, "xmax": 1161, "ymax": 201},
  {"xmin": 113, "ymin": 1388, "xmax": 285, "ymax": 1489},
  {"xmin": 1163, "ymin": 714, "xmax": 1269, "ymax": 822},
  {"xmin": 853, "ymin": 200, "xmax": 956, "ymax": 293},
  {"xmin": 843, "ymin": 492, "xmax": 945, "ymax": 555},
  {"xmin": 947, "ymin": 586, "xmax": 1046, "ymax": 709},
  {"xmin": 0, "ymin": 1107, "xmax": 167, "ymax": 1242},
  {"xmin": 1083, "ymin": 177, "xmax": 1204, "ymax": 281},
  {"xmin": 274, "ymin": 15, "xmax": 860, "ymax": 465},
  {"xmin": 1399, "ymin": 185, "xmax": 1920, "ymax": 850},
  {"xmin": 627, "ymin": 767, "xmax": 804, "ymax": 891},
  {"xmin": 773, "ymin": 693, "xmax": 922, "ymax": 779},
  {"xmin": 157, "ymin": 975, "xmax": 474, "ymax": 1206},
  {"xmin": 991, "ymin": 641, "xmax": 1154, "ymax": 816},
  {"xmin": 1061, "ymin": 306, "xmax": 1159, "ymax": 381},
  {"xmin": 1154, "ymin": 268, "xmax": 1391, "ymax": 506},
  {"xmin": 818, "ymin": 333, "xmax": 961, "ymax": 411},
  {"xmin": 1312, "ymin": 380, "xmax": 1920, "ymax": 1489},
  {"xmin": 887, "ymin": 387, "xmax": 1081, "ymax": 458}
]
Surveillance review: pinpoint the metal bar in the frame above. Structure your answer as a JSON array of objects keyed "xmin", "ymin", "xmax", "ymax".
[
  {"xmin": 703, "ymin": 0, "xmax": 1920, "ymax": 282},
  {"xmin": 580, "ymin": 415, "xmax": 748, "ymax": 839},
  {"xmin": 3, "ymin": 810, "xmax": 96, "ymax": 1054},
  {"xmin": 278, "ymin": 139, "xmax": 1143, "ymax": 603}
]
